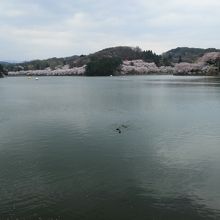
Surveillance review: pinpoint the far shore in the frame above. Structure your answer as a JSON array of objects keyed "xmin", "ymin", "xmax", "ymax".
[
  {"xmin": 5, "ymin": 73, "xmax": 219, "ymax": 77},
  {"xmin": 6, "ymin": 56, "xmax": 220, "ymax": 77}
]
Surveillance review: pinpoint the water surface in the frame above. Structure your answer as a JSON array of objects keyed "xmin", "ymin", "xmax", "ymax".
[{"xmin": 0, "ymin": 76, "xmax": 220, "ymax": 219}]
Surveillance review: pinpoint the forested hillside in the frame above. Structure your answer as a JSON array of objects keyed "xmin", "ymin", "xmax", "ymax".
[{"xmin": 163, "ymin": 47, "xmax": 220, "ymax": 63}]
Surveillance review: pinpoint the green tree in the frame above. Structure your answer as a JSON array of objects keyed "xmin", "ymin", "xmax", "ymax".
[
  {"xmin": 218, "ymin": 58, "xmax": 220, "ymax": 72},
  {"xmin": 142, "ymin": 50, "xmax": 161, "ymax": 66},
  {"xmin": 178, "ymin": 55, "xmax": 182, "ymax": 63},
  {"xmin": 85, "ymin": 57, "xmax": 122, "ymax": 76},
  {"xmin": 0, "ymin": 65, "xmax": 3, "ymax": 77},
  {"xmin": 162, "ymin": 57, "xmax": 172, "ymax": 66},
  {"xmin": 0, "ymin": 64, "xmax": 7, "ymax": 77}
]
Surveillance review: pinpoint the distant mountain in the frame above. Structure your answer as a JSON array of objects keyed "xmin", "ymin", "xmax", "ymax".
[
  {"xmin": 163, "ymin": 47, "xmax": 220, "ymax": 63},
  {"xmin": 0, "ymin": 61, "xmax": 10, "ymax": 65},
  {"xmin": 0, "ymin": 60, "xmax": 21, "ymax": 64},
  {"xmin": 2, "ymin": 55, "xmax": 80, "ymax": 71}
]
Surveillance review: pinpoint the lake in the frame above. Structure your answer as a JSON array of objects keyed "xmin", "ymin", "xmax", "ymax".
[{"xmin": 0, "ymin": 75, "xmax": 220, "ymax": 219}]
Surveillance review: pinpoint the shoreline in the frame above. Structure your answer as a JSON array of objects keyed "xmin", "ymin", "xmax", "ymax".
[{"xmin": 5, "ymin": 73, "xmax": 219, "ymax": 77}]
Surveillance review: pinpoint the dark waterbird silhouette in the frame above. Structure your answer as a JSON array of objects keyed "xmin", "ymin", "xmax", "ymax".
[
  {"xmin": 116, "ymin": 128, "xmax": 121, "ymax": 133},
  {"xmin": 116, "ymin": 124, "xmax": 129, "ymax": 133}
]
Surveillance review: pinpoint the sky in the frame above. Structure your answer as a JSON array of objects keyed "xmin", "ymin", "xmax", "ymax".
[{"xmin": 0, "ymin": 0, "xmax": 220, "ymax": 61}]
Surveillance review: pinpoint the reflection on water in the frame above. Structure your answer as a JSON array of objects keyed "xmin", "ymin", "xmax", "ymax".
[{"xmin": 0, "ymin": 76, "xmax": 220, "ymax": 219}]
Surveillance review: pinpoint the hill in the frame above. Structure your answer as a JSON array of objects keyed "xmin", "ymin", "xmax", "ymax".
[
  {"xmin": 70, "ymin": 46, "xmax": 162, "ymax": 67},
  {"xmin": 3, "ymin": 46, "xmax": 162, "ymax": 71},
  {"xmin": 0, "ymin": 61, "xmax": 10, "ymax": 65},
  {"xmin": 71, "ymin": 46, "xmax": 143, "ymax": 67},
  {"xmin": 3, "ymin": 56, "xmax": 80, "ymax": 72},
  {"xmin": 163, "ymin": 47, "xmax": 220, "ymax": 63}
]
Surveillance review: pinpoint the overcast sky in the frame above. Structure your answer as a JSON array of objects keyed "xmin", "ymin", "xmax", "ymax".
[{"xmin": 0, "ymin": 0, "xmax": 220, "ymax": 61}]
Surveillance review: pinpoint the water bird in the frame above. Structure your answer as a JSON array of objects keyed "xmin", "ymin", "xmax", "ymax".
[
  {"xmin": 116, "ymin": 124, "xmax": 129, "ymax": 134},
  {"xmin": 116, "ymin": 128, "xmax": 121, "ymax": 133},
  {"xmin": 35, "ymin": 77, "xmax": 39, "ymax": 80}
]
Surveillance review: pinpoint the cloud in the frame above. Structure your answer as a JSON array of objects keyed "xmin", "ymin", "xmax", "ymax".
[{"xmin": 0, "ymin": 0, "xmax": 220, "ymax": 60}]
